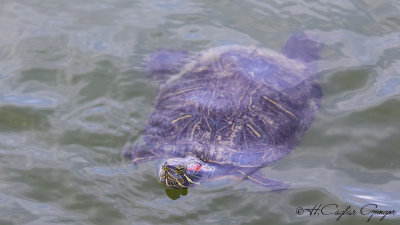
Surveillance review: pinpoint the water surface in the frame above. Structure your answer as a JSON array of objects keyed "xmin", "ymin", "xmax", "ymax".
[{"xmin": 1, "ymin": 0, "xmax": 400, "ymax": 224}]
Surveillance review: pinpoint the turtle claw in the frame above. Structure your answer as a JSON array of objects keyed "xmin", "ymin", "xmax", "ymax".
[{"xmin": 258, "ymin": 180, "xmax": 290, "ymax": 192}]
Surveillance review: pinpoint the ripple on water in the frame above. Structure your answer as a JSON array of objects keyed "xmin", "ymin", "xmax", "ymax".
[{"xmin": 0, "ymin": 0, "xmax": 400, "ymax": 224}]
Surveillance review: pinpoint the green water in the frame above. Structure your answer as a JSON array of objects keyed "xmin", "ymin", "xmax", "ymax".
[{"xmin": 0, "ymin": 0, "xmax": 399, "ymax": 224}]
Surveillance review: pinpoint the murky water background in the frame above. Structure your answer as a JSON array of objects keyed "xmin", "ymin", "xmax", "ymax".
[{"xmin": 1, "ymin": 0, "xmax": 400, "ymax": 224}]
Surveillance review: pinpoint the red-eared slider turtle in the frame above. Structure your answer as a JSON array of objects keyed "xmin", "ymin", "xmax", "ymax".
[{"xmin": 124, "ymin": 33, "xmax": 323, "ymax": 190}]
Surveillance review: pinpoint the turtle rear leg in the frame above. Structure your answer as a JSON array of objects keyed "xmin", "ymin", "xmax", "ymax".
[
  {"xmin": 236, "ymin": 168, "xmax": 289, "ymax": 191},
  {"xmin": 146, "ymin": 50, "xmax": 190, "ymax": 81},
  {"xmin": 281, "ymin": 32, "xmax": 323, "ymax": 63}
]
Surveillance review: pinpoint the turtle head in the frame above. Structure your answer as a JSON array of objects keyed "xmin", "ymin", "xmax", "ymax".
[{"xmin": 159, "ymin": 156, "xmax": 212, "ymax": 189}]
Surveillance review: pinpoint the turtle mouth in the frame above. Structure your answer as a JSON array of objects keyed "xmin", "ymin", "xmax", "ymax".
[{"xmin": 159, "ymin": 167, "xmax": 189, "ymax": 189}]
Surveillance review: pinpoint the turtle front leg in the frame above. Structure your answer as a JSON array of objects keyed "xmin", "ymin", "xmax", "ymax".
[
  {"xmin": 122, "ymin": 143, "xmax": 159, "ymax": 164},
  {"xmin": 235, "ymin": 168, "xmax": 289, "ymax": 191}
]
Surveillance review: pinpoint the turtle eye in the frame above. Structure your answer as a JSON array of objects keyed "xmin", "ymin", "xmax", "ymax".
[{"xmin": 175, "ymin": 166, "xmax": 185, "ymax": 174}]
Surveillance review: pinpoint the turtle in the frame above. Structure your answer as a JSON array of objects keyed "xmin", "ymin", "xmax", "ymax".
[{"xmin": 124, "ymin": 33, "xmax": 323, "ymax": 190}]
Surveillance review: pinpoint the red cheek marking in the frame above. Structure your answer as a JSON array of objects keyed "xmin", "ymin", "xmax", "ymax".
[{"xmin": 187, "ymin": 164, "xmax": 201, "ymax": 171}]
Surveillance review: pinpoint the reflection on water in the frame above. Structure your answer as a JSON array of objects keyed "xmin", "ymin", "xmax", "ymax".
[
  {"xmin": 0, "ymin": 0, "xmax": 400, "ymax": 224},
  {"xmin": 340, "ymin": 186, "xmax": 400, "ymax": 210},
  {"xmin": 165, "ymin": 188, "xmax": 188, "ymax": 200}
]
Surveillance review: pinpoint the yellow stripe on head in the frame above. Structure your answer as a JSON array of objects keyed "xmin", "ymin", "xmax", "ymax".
[
  {"xmin": 184, "ymin": 174, "xmax": 200, "ymax": 184},
  {"xmin": 175, "ymin": 179, "xmax": 186, "ymax": 188}
]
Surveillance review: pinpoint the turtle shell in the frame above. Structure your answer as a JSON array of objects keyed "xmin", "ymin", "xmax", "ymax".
[{"xmin": 143, "ymin": 46, "xmax": 322, "ymax": 167}]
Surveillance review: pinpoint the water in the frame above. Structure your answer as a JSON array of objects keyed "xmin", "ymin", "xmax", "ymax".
[{"xmin": 1, "ymin": 0, "xmax": 399, "ymax": 224}]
